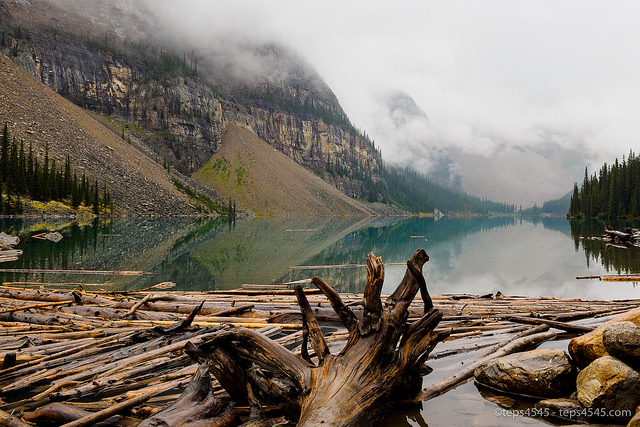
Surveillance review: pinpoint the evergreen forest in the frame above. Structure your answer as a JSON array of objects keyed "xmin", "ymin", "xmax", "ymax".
[
  {"xmin": 359, "ymin": 164, "xmax": 517, "ymax": 215},
  {"xmin": 0, "ymin": 124, "xmax": 112, "ymax": 215},
  {"xmin": 569, "ymin": 151, "xmax": 640, "ymax": 218}
]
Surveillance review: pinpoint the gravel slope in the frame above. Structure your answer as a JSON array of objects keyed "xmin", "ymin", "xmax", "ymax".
[
  {"xmin": 192, "ymin": 125, "xmax": 377, "ymax": 217},
  {"xmin": 0, "ymin": 53, "xmax": 198, "ymax": 216}
]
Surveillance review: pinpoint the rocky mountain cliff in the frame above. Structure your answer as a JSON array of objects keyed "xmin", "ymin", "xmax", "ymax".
[
  {"xmin": 0, "ymin": 53, "xmax": 199, "ymax": 216},
  {"xmin": 0, "ymin": 0, "xmax": 382, "ymax": 204}
]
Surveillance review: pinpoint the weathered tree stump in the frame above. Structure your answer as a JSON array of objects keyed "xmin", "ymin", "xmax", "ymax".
[{"xmin": 181, "ymin": 248, "xmax": 446, "ymax": 426}]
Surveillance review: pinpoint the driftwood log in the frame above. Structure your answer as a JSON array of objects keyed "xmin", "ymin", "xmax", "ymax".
[
  {"xmin": 599, "ymin": 224, "xmax": 640, "ymax": 246},
  {"xmin": 161, "ymin": 249, "xmax": 446, "ymax": 426}
]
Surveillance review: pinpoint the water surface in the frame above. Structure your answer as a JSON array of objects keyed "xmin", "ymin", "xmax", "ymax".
[{"xmin": 2, "ymin": 216, "xmax": 638, "ymax": 301}]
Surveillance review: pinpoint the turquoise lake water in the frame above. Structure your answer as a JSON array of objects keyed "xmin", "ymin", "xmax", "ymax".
[{"xmin": 1, "ymin": 216, "xmax": 638, "ymax": 300}]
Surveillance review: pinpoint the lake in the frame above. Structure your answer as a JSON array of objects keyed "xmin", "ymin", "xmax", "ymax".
[
  {"xmin": 1, "ymin": 215, "xmax": 639, "ymax": 426},
  {"xmin": 2, "ymin": 216, "xmax": 639, "ymax": 300}
]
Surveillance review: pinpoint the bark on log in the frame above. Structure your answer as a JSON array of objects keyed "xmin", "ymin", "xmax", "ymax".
[
  {"xmin": 0, "ymin": 409, "xmax": 30, "ymax": 427},
  {"xmin": 505, "ymin": 316, "xmax": 595, "ymax": 333},
  {"xmin": 181, "ymin": 249, "xmax": 446, "ymax": 426}
]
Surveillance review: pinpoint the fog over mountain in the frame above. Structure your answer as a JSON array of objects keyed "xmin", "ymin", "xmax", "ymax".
[{"xmin": 45, "ymin": 1, "xmax": 640, "ymax": 205}]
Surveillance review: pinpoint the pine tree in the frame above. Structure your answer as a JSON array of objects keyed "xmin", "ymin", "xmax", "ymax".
[
  {"xmin": 42, "ymin": 142, "xmax": 50, "ymax": 200},
  {"xmin": 16, "ymin": 139, "xmax": 26, "ymax": 193},
  {"xmin": 71, "ymin": 174, "xmax": 81, "ymax": 208},
  {"xmin": 92, "ymin": 180, "xmax": 100, "ymax": 214},
  {"xmin": 81, "ymin": 172, "xmax": 89, "ymax": 205},
  {"xmin": 63, "ymin": 155, "xmax": 72, "ymax": 197},
  {"xmin": 0, "ymin": 123, "xmax": 8, "ymax": 183},
  {"xmin": 26, "ymin": 142, "xmax": 33, "ymax": 191}
]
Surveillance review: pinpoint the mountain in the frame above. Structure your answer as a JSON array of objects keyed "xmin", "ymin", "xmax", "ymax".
[
  {"xmin": 192, "ymin": 124, "xmax": 377, "ymax": 216},
  {"xmin": 0, "ymin": 0, "xmax": 515, "ymax": 216},
  {"xmin": 372, "ymin": 90, "xmax": 574, "ymax": 207},
  {"xmin": 451, "ymin": 146, "xmax": 574, "ymax": 207}
]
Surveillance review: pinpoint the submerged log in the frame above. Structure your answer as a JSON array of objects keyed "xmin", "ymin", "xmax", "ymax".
[{"xmin": 183, "ymin": 249, "xmax": 446, "ymax": 426}]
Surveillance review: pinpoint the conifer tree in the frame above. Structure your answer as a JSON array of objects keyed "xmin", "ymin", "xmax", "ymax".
[
  {"xmin": 71, "ymin": 174, "xmax": 81, "ymax": 208},
  {"xmin": 570, "ymin": 151, "xmax": 640, "ymax": 218},
  {"xmin": 7, "ymin": 137, "xmax": 17, "ymax": 192},
  {"xmin": 0, "ymin": 123, "xmax": 8, "ymax": 182},
  {"xmin": 16, "ymin": 140, "xmax": 26, "ymax": 193},
  {"xmin": 92, "ymin": 179, "xmax": 100, "ymax": 214}
]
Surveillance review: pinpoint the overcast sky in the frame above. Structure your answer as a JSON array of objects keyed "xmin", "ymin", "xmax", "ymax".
[{"xmin": 149, "ymin": 1, "xmax": 640, "ymax": 173}]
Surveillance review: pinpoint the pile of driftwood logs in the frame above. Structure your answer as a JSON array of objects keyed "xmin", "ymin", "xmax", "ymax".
[
  {"xmin": 0, "ymin": 249, "xmax": 639, "ymax": 426},
  {"xmin": 0, "ymin": 233, "xmax": 21, "ymax": 264},
  {"xmin": 593, "ymin": 224, "xmax": 640, "ymax": 248}
]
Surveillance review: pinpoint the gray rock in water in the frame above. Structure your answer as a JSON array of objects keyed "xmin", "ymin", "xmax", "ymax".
[
  {"xmin": 603, "ymin": 321, "xmax": 640, "ymax": 367},
  {"xmin": 576, "ymin": 355, "xmax": 640, "ymax": 422},
  {"xmin": 474, "ymin": 348, "xmax": 576, "ymax": 398}
]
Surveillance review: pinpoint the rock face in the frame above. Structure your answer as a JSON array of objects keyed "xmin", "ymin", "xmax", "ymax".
[
  {"xmin": 9, "ymin": 32, "xmax": 225, "ymax": 175},
  {"xmin": 576, "ymin": 355, "xmax": 640, "ymax": 421},
  {"xmin": 0, "ymin": 54, "xmax": 198, "ymax": 216},
  {"xmin": 602, "ymin": 321, "xmax": 640, "ymax": 367},
  {"xmin": 473, "ymin": 349, "xmax": 576, "ymax": 398},
  {"xmin": 569, "ymin": 307, "xmax": 640, "ymax": 369}
]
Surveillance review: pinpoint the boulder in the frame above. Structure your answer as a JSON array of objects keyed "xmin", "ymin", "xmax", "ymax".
[
  {"xmin": 474, "ymin": 348, "xmax": 576, "ymax": 398},
  {"xmin": 603, "ymin": 321, "xmax": 640, "ymax": 367},
  {"xmin": 569, "ymin": 306, "xmax": 640, "ymax": 368},
  {"xmin": 576, "ymin": 355, "xmax": 640, "ymax": 422},
  {"xmin": 629, "ymin": 407, "xmax": 640, "ymax": 427},
  {"xmin": 535, "ymin": 398, "xmax": 589, "ymax": 423}
]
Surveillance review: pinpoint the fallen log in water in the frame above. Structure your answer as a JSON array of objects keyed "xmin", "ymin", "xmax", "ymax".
[
  {"xmin": 0, "ymin": 232, "xmax": 19, "ymax": 246},
  {"xmin": 504, "ymin": 315, "xmax": 595, "ymax": 333},
  {"xmin": 0, "ymin": 268, "xmax": 154, "ymax": 275},
  {"xmin": 577, "ymin": 274, "xmax": 640, "ymax": 282}
]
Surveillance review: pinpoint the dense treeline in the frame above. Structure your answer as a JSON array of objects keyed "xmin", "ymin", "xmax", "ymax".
[
  {"xmin": 0, "ymin": 124, "xmax": 112, "ymax": 215},
  {"xmin": 519, "ymin": 193, "xmax": 572, "ymax": 217},
  {"xmin": 368, "ymin": 165, "xmax": 515, "ymax": 215},
  {"xmin": 327, "ymin": 152, "xmax": 517, "ymax": 215},
  {"xmin": 569, "ymin": 151, "xmax": 640, "ymax": 218}
]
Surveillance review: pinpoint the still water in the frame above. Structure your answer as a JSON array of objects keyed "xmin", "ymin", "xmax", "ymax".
[
  {"xmin": 1, "ymin": 216, "xmax": 639, "ymax": 300},
  {"xmin": 1, "ymin": 216, "xmax": 639, "ymax": 426}
]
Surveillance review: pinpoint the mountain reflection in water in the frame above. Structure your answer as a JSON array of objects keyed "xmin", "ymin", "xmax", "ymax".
[{"xmin": 0, "ymin": 217, "xmax": 638, "ymax": 301}]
